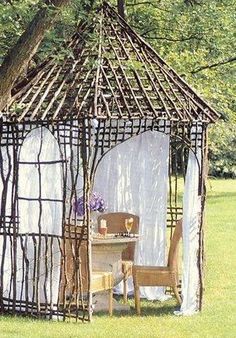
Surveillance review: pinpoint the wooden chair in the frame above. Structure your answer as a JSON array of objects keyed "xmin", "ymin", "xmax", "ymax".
[
  {"xmin": 132, "ymin": 219, "xmax": 182, "ymax": 315},
  {"xmin": 61, "ymin": 225, "xmax": 114, "ymax": 316},
  {"xmin": 98, "ymin": 212, "xmax": 139, "ymax": 303}
]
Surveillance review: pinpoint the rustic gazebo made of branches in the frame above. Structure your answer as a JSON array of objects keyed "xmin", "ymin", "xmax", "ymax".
[{"xmin": 0, "ymin": 2, "xmax": 218, "ymax": 321}]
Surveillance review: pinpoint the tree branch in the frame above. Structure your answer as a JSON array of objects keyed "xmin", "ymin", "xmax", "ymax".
[
  {"xmin": 118, "ymin": 0, "xmax": 126, "ymax": 18},
  {"xmin": 0, "ymin": 0, "xmax": 71, "ymax": 112},
  {"xmin": 191, "ymin": 56, "xmax": 236, "ymax": 74},
  {"xmin": 184, "ymin": 0, "xmax": 202, "ymax": 6},
  {"xmin": 141, "ymin": 31, "xmax": 202, "ymax": 42}
]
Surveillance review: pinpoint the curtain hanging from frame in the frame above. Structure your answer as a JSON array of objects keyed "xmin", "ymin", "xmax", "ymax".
[
  {"xmin": 94, "ymin": 130, "xmax": 170, "ymax": 300},
  {"xmin": 175, "ymin": 144, "xmax": 202, "ymax": 315}
]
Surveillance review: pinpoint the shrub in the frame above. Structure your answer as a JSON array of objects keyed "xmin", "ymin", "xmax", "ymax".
[{"xmin": 208, "ymin": 122, "xmax": 236, "ymax": 178}]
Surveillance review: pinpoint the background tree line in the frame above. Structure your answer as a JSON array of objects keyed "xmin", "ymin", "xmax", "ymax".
[{"xmin": 0, "ymin": 0, "xmax": 235, "ymax": 177}]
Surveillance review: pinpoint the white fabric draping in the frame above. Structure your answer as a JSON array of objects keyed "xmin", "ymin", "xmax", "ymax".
[
  {"xmin": 94, "ymin": 130, "xmax": 170, "ymax": 300},
  {"xmin": 175, "ymin": 149, "xmax": 201, "ymax": 316},
  {"xmin": 0, "ymin": 127, "xmax": 63, "ymax": 309},
  {"xmin": 0, "ymin": 146, "xmax": 14, "ymax": 308},
  {"xmin": 18, "ymin": 127, "xmax": 63, "ymax": 307},
  {"xmin": 18, "ymin": 127, "xmax": 63, "ymax": 236},
  {"xmin": 0, "ymin": 146, "xmax": 14, "ymax": 215}
]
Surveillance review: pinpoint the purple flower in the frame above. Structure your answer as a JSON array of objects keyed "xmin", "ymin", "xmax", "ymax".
[
  {"xmin": 74, "ymin": 192, "xmax": 106, "ymax": 216},
  {"xmin": 73, "ymin": 198, "xmax": 84, "ymax": 216}
]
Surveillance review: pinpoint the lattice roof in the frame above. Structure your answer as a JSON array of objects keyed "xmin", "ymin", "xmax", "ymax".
[{"xmin": 2, "ymin": 2, "xmax": 219, "ymax": 123}]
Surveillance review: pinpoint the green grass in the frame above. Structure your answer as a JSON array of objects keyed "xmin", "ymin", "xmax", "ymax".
[{"xmin": 0, "ymin": 179, "xmax": 236, "ymax": 338}]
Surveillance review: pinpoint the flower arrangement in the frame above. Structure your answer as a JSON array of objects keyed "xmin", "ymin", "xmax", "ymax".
[{"xmin": 73, "ymin": 192, "xmax": 106, "ymax": 217}]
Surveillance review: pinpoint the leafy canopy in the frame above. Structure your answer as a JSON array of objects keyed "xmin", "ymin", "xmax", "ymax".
[{"xmin": 0, "ymin": 0, "xmax": 235, "ymax": 176}]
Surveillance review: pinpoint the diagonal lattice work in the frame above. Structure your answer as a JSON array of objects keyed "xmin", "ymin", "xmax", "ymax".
[{"xmin": 2, "ymin": 2, "xmax": 219, "ymax": 123}]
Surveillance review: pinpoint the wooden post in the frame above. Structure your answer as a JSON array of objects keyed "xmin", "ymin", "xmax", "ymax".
[
  {"xmin": 81, "ymin": 118, "xmax": 93, "ymax": 321},
  {"xmin": 198, "ymin": 124, "xmax": 208, "ymax": 311}
]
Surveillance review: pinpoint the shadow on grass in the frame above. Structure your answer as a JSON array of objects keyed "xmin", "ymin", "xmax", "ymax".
[
  {"xmin": 207, "ymin": 192, "xmax": 236, "ymax": 200},
  {"xmin": 95, "ymin": 295, "xmax": 179, "ymax": 318},
  {"xmin": 0, "ymin": 295, "xmax": 180, "ymax": 321}
]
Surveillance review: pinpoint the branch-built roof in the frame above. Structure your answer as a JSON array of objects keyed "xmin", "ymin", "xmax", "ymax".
[{"xmin": 2, "ymin": 2, "xmax": 219, "ymax": 123}]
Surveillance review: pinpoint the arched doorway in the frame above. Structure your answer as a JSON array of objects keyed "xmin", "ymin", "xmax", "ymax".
[
  {"xmin": 93, "ymin": 130, "xmax": 170, "ymax": 300},
  {"xmin": 16, "ymin": 127, "xmax": 63, "ymax": 310}
]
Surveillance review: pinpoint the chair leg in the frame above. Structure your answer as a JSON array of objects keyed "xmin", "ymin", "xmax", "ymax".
[
  {"xmin": 173, "ymin": 286, "xmax": 182, "ymax": 305},
  {"xmin": 123, "ymin": 275, "xmax": 128, "ymax": 304},
  {"xmin": 134, "ymin": 286, "xmax": 141, "ymax": 315},
  {"xmin": 108, "ymin": 288, "xmax": 113, "ymax": 316}
]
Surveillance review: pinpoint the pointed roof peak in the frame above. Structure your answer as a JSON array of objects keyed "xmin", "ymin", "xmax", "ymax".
[{"xmin": 3, "ymin": 1, "xmax": 219, "ymax": 123}]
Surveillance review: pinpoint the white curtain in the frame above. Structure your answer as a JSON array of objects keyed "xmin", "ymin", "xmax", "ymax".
[
  {"xmin": 18, "ymin": 127, "xmax": 63, "ymax": 308},
  {"xmin": 175, "ymin": 149, "xmax": 201, "ymax": 315},
  {"xmin": 0, "ymin": 146, "xmax": 14, "ymax": 215},
  {"xmin": 18, "ymin": 127, "xmax": 63, "ymax": 236},
  {"xmin": 0, "ymin": 146, "xmax": 15, "ymax": 307},
  {"xmin": 0, "ymin": 127, "xmax": 63, "ymax": 310},
  {"xmin": 94, "ymin": 130, "xmax": 170, "ymax": 300}
]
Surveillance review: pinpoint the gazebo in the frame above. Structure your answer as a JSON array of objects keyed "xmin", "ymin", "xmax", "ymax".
[{"xmin": 0, "ymin": 2, "xmax": 218, "ymax": 321}]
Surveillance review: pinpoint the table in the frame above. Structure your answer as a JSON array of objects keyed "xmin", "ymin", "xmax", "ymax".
[
  {"xmin": 91, "ymin": 236, "xmax": 138, "ymax": 312},
  {"xmin": 92, "ymin": 237, "xmax": 138, "ymax": 284}
]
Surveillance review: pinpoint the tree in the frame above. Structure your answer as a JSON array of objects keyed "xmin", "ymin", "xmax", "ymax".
[
  {"xmin": 0, "ymin": 0, "xmax": 235, "ymax": 176},
  {"xmin": 125, "ymin": 0, "xmax": 236, "ymax": 123},
  {"xmin": 0, "ymin": 0, "xmax": 71, "ymax": 112},
  {"xmin": 124, "ymin": 0, "xmax": 236, "ymax": 177}
]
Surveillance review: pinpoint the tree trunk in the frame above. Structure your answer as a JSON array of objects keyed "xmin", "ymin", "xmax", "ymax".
[
  {"xmin": 117, "ymin": 0, "xmax": 125, "ymax": 19},
  {"xmin": 0, "ymin": 0, "xmax": 71, "ymax": 112}
]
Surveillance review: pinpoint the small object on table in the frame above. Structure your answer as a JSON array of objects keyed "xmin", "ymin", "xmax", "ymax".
[
  {"xmin": 99, "ymin": 219, "xmax": 107, "ymax": 236},
  {"xmin": 125, "ymin": 217, "xmax": 133, "ymax": 235},
  {"xmin": 114, "ymin": 232, "xmax": 139, "ymax": 238}
]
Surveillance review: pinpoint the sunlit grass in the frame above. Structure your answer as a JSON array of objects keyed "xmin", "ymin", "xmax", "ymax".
[{"xmin": 0, "ymin": 179, "xmax": 235, "ymax": 338}]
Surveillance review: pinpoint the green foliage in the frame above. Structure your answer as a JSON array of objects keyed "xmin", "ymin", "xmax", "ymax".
[
  {"xmin": 126, "ymin": 0, "xmax": 236, "ymax": 116},
  {"xmin": 0, "ymin": 0, "xmax": 235, "ymax": 177},
  {"xmin": 0, "ymin": 0, "xmax": 92, "ymax": 64},
  {"xmin": 125, "ymin": 59, "xmax": 144, "ymax": 71},
  {"xmin": 0, "ymin": 0, "xmax": 40, "ymax": 62},
  {"xmin": 125, "ymin": 0, "xmax": 236, "ymax": 177},
  {"xmin": 209, "ymin": 122, "xmax": 236, "ymax": 178}
]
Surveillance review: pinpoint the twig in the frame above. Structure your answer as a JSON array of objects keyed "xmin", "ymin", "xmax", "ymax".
[{"xmin": 191, "ymin": 56, "xmax": 236, "ymax": 74}]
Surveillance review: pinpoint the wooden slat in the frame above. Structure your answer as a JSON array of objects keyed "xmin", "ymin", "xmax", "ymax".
[{"xmin": 2, "ymin": 1, "xmax": 219, "ymax": 123}]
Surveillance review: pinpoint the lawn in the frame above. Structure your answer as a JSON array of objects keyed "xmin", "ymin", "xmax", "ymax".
[{"xmin": 0, "ymin": 179, "xmax": 235, "ymax": 338}]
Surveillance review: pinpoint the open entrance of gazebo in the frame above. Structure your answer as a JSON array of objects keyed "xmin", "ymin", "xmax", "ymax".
[{"xmin": 0, "ymin": 2, "xmax": 218, "ymax": 321}]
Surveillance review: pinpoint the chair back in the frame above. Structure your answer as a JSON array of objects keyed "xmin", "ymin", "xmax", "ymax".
[
  {"xmin": 167, "ymin": 219, "xmax": 182, "ymax": 271},
  {"xmin": 98, "ymin": 212, "xmax": 139, "ymax": 261}
]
